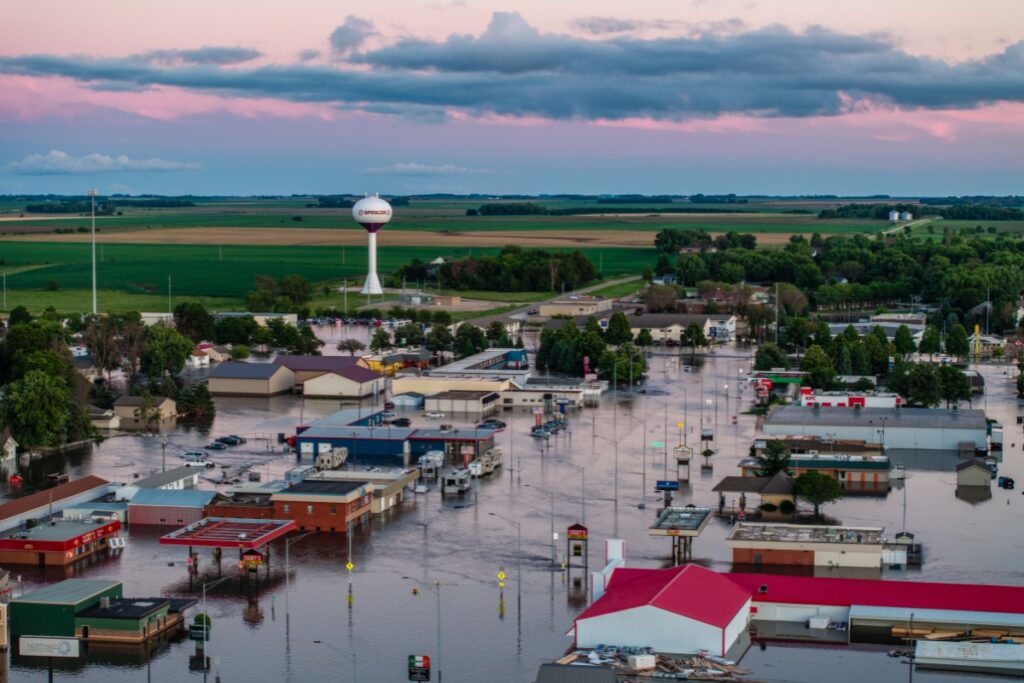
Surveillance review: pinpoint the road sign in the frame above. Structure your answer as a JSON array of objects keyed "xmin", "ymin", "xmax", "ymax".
[
  {"xmin": 497, "ymin": 570, "xmax": 506, "ymax": 581},
  {"xmin": 188, "ymin": 624, "xmax": 210, "ymax": 641},
  {"xmin": 655, "ymin": 480, "xmax": 680, "ymax": 491},
  {"xmin": 651, "ymin": 441, "xmax": 665, "ymax": 448},
  {"xmin": 408, "ymin": 654, "xmax": 431, "ymax": 681},
  {"xmin": 676, "ymin": 422, "xmax": 684, "ymax": 429},
  {"xmin": 345, "ymin": 561, "xmax": 354, "ymax": 572},
  {"xmin": 19, "ymin": 636, "xmax": 80, "ymax": 658}
]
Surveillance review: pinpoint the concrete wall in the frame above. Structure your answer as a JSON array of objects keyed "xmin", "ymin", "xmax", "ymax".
[
  {"xmin": 127, "ymin": 504, "xmax": 205, "ymax": 527},
  {"xmin": 731, "ymin": 541, "xmax": 882, "ymax": 568},
  {"xmin": 209, "ymin": 367, "xmax": 295, "ymax": 396},
  {"xmin": 752, "ymin": 601, "xmax": 850, "ymax": 623},
  {"xmin": 724, "ymin": 599, "xmax": 752, "ymax": 653},
  {"xmin": 577, "ymin": 605, "xmax": 727, "ymax": 655}
]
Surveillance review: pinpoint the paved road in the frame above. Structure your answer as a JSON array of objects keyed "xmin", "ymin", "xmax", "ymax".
[
  {"xmin": 501, "ymin": 275, "xmax": 643, "ymax": 322},
  {"xmin": 882, "ymin": 217, "xmax": 934, "ymax": 236}
]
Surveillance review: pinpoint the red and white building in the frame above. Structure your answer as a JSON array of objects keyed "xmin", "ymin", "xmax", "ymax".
[
  {"xmin": 570, "ymin": 564, "xmax": 751, "ymax": 656},
  {"xmin": 798, "ymin": 388, "xmax": 903, "ymax": 409}
]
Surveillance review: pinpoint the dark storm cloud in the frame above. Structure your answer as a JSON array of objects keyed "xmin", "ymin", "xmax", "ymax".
[
  {"xmin": 144, "ymin": 46, "xmax": 262, "ymax": 65},
  {"xmin": 330, "ymin": 16, "xmax": 376, "ymax": 54},
  {"xmin": 0, "ymin": 13, "xmax": 1020, "ymax": 122}
]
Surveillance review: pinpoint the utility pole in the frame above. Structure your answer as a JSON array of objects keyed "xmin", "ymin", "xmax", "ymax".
[
  {"xmin": 168, "ymin": 275, "xmax": 172, "ymax": 313},
  {"xmin": 773, "ymin": 282, "xmax": 779, "ymax": 345},
  {"xmin": 89, "ymin": 189, "xmax": 98, "ymax": 315}
]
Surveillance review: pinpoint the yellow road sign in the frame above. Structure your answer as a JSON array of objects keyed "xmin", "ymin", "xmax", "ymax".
[
  {"xmin": 345, "ymin": 561, "xmax": 354, "ymax": 572},
  {"xmin": 497, "ymin": 570, "xmax": 506, "ymax": 581}
]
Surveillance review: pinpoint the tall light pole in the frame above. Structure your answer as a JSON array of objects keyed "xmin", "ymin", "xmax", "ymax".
[
  {"xmin": 284, "ymin": 531, "xmax": 314, "ymax": 622},
  {"xmin": 88, "ymin": 189, "xmax": 98, "ymax": 315},
  {"xmin": 201, "ymin": 575, "xmax": 230, "ymax": 681},
  {"xmin": 404, "ymin": 577, "xmax": 444, "ymax": 682},
  {"xmin": 559, "ymin": 460, "xmax": 586, "ymax": 524}
]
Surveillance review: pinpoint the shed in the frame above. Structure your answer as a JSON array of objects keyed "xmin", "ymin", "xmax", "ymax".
[
  {"xmin": 127, "ymin": 489, "xmax": 217, "ymax": 526},
  {"xmin": 424, "ymin": 390, "xmax": 500, "ymax": 417},
  {"xmin": 391, "ymin": 392, "xmax": 425, "ymax": 409},
  {"xmin": 303, "ymin": 367, "xmax": 384, "ymax": 399},
  {"xmin": 10, "ymin": 579, "xmax": 122, "ymax": 637},
  {"xmin": 112, "ymin": 395, "xmax": 177, "ymax": 421},
  {"xmin": 955, "ymin": 459, "xmax": 992, "ymax": 487},
  {"xmin": 88, "ymin": 406, "xmax": 121, "ymax": 431},
  {"xmin": 208, "ymin": 362, "xmax": 295, "ymax": 396},
  {"xmin": 572, "ymin": 564, "xmax": 750, "ymax": 656}
]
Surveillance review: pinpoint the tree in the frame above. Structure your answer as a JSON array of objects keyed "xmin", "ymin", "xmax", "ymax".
[
  {"xmin": 754, "ymin": 342, "xmax": 788, "ymax": 370},
  {"xmin": 800, "ymin": 344, "xmax": 836, "ymax": 389},
  {"xmin": 917, "ymin": 325, "xmax": 940, "ymax": 359},
  {"xmin": 485, "ymin": 321, "xmax": 511, "ymax": 348},
  {"xmin": 642, "ymin": 284, "xmax": 678, "ymax": 313},
  {"xmin": 82, "ymin": 316, "xmax": 121, "ymax": 384},
  {"xmin": 140, "ymin": 325, "xmax": 194, "ymax": 377},
  {"xmin": 454, "ymin": 324, "xmax": 487, "ymax": 358},
  {"xmin": 655, "ymin": 253, "xmax": 674, "ymax": 277},
  {"xmin": 795, "ymin": 471, "xmax": 842, "ymax": 519},
  {"xmin": 394, "ymin": 323, "xmax": 425, "ymax": 347},
  {"xmin": 0, "ymin": 370, "xmax": 70, "ymax": 448},
  {"xmin": 641, "ymin": 265, "xmax": 654, "ymax": 281},
  {"xmin": 756, "ymin": 441, "xmax": 791, "ymax": 477},
  {"xmin": 231, "ymin": 345, "xmax": 250, "ymax": 360},
  {"xmin": 338, "ymin": 338, "xmax": 367, "ymax": 356},
  {"xmin": 604, "ymin": 312, "xmax": 633, "ymax": 345},
  {"xmin": 676, "ymin": 253, "xmax": 708, "ymax": 286},
  {"xmin": 425, "ymin": 324, "xmax": 454, "ymax": 362},
  {"xmin": 370, "ymin": 329, "xmax": 392, "ymax": 352},
  {"xmin": 118, "ymin": 318, "xmax": 146, "ymax": 387},
  {"xmin": 1018, "ymin": 372, "xmax": 1024, "ymax": 398},
  {"xmin": 937, "ymin": 364, "xmax": 971, "ymax": 407},
  {"xmin": 680, "ymin": 322, "xmax": 709, "ymax": 361},
  {"xmin": 173, "ymin": 302, "xmax": 214, "ymax": 343},
  {"xmin": 8, "ymin": 306, "xmax": 32, "ymax": 325},
  {"xmin": 635, "ymin": 329, "xmax": 654, "ymax": 348},
  {"xmin": 903, "ymin": 363, "xmax": 942, "ymax": 406},
  {"xmin": 893, "ymin": 325, "xmax": 916, "ymax": 358},
  {"xmin": 945, "ymin": 324, "xmax": 970, "ymax": 359}
]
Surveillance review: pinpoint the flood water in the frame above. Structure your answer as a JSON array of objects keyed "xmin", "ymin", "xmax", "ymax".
[{"xmin": 3, "ymin": 334, "xmax": 1023, "ymax": 682}]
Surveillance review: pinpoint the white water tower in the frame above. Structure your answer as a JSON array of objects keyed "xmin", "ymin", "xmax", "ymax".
[{"xmin": 352, "ymin": 194, "xmax": 392, "ymax": 295}]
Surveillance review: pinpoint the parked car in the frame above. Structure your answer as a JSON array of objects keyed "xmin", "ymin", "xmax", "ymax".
[
  {"xmin": 527, "ymin": 307, "xmax": 539, "ymax": 315},
  {"xmin": 380, "ymin": 411, "xmax": 397, "ymax": 420},
  {"xmin": 384, "ymin": 401, "xmax": 396, "ymax": 410},
  {"xmin": 205, "ymin": 442, "xmax": 228, "ymax": 450},
  {"xmin": 390, "ymin": 417, "xmax": 412, "ymax": 427},
  {"xmin": 215, "ymin": 436, "xmax": 240, "ymax": 446},
  {"xmin": 481, "ymin": 419, "xmax": 507, "ymax": 428},
  {"xmin": 476, "ymin": 423, "xmax": 501, "ymax": 431},
  {"xmin": 181, "ymin": 450, "xmax": 206, "ymax": 461},
  {"xmin": 424, "ymin": 411, "xmax": 445, "ymax": 419},
  {"xmin": 229, "ymin": 434, "xmax": 247, "ymax": 444},
  {"xmin": 184, "ymin": 460, "xmax": 216, "ymax": 468}
]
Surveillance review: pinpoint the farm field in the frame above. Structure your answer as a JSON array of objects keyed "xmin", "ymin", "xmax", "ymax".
[
  {"xmin": 0, "ymin": 241, "xmax": 658, "ymax": 300},
  {"xmin": 0, "ymin": 288, "xmax": 244, "ymax": 315},
  {"xmin": 906, "ymin": 218, "xmax": 1024, "ymax": 240}
]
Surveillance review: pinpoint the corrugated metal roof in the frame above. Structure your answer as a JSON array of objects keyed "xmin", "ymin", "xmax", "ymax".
[
  {"xmin": 13, "ymin": 578, "xmax": 120, "ymax": 605},
  {"xmin": 298, "ymin": 425, "xmax": 415, "ymax": 441},
  {"xmin": 128, "ymin": 488, "xmax": 217, "ymax": 508},
  {"xmin": 765, "ymin": 405, "xmax": 987, "ymax": 430},
  {"xmin": 0, "ymin": 476, "xmax": 109, "ymax": 522},
  {"xmin": 849, "ymin": 605, "xmax": 1024, "ymax": 628},
  {"xmin": 273, "ymin": 355, "xmax": 361, "ymax": 372}
]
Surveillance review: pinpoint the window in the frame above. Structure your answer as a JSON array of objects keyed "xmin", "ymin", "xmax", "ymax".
[
  {"xmin": 307, "ymin": 505, "xmax": 314, "ymax": 514},
  {"xmin": 330, "ymin": 505, "xmax": 337, "ymax": 515},
  {"xmin": 283, "ymin": 504, "xmax": 290, "ymax": 513}
]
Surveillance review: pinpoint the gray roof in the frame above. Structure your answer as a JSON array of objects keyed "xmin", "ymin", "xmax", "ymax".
[
  {"xmin": 765, "ymin": 405, "xmax": 987, "ymax": 430},
  {"xmin": 135, "ymin": 466, "xmax": 197, "ymax": 489},
  {"xmin": 955, "ymin": 458, "xmax": 991, "ymax": 472},
  {"xmin": 209, "ymin": 361, "xmax": 287, "ymax": 380},
  {"xmin": 13, "ymin": 579, "xmax": 120, "ymax": 606},
  {"xmin": 273, "ymin": 355, "xmax": 361, "ymax": 372},
  {"xmin": 535, "ymin": 664, "xmax": 617, "ymax": 683},
  {"xmin": 114, "ymin": 395, "xmax": 174, "ymax": 407}
]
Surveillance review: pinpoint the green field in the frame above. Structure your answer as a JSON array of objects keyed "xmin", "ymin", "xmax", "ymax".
[
  {"xmin": 585, "ymin": 278, "xmax": 645, "ymax": 299},
  {"xmin": 906, "ymin": 219, "xmax": 1024, "ymax": 240},
  {"xmin": 0, "ymin": 289, "xmax": 245, "ymax": 314},
  {"xmin": 0, "ymin": 241, "xmax": 658, "ymax": 302}
]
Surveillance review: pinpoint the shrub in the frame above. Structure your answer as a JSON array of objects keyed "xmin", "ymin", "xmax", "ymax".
[
  {"xmin": 779, "ymin": 499, "xmax": 796, "ymax": 514},
  {"xmin": 759, "ymin": 502, "xmax": 778, "ymax": 512},
  {"xmin": 231, "ymin": 345, "xmax": 251, "ymax": 360},
  {"xmin": 46, "ymin": 279, "xmax": 59, "ymax": 291}
]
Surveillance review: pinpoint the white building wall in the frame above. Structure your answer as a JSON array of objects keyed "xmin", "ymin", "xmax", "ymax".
[
  {"xmin": 577, "ymin": 606, "xmax": 725, "ymax": 655},
  {"xmin": 762, "ymin": 422, "xmax": 987, "ymax": 450},
  {"xmin": 723, "ymin": 599, "xmax": 752, "ymax": 653},
  {"xmin": 752, "ymin": 601, "xmax": 850, "ymax": 623}
]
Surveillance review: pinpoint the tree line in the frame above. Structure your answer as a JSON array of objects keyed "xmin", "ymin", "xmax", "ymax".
[{"xmin": 398, "ymin": 246, "xmax": 598, "ymax": 293}]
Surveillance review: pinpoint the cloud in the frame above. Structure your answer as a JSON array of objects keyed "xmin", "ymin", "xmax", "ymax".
[
  {"xmin": 362, "ymin": 162, "xmax": 490, "ymax": 176},
  {"xmin": 572, "ymin": 17, "xmax": 676, "ymax": 34},
  {"xmin": 298, "ymin": 49, "xmax": 320, "ymax": 62},
  {"xmin": 0, "ymin": 14, "xmax": 1020, "ymax": 124},
  {"xmin": 9, "ymin": 150, "xmax": 200, "ymax": 175},
  {"xmin": 144, "ymin": 47, "xmax": 261, "ymax": 66},
  {"xmin": 330, "ymin": 16, "xmax": 376, "ymax": 54}
]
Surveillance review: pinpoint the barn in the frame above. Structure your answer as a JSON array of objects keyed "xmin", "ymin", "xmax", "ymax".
[
  {"xmin": 571, "ymin": 564, "xmax": 750, "ymax": 657},
  {"xmin": 303, "ymin": 367, "xmax": 384, "ymax": 399}
]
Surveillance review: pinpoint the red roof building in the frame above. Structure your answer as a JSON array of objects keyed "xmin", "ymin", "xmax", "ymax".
[{"xmin": 572, "ymin": 564, "xmax": 751, "ymax": 656}]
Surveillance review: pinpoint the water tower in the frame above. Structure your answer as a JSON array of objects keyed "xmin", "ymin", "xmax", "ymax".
[{"xmin": 352, "ymin": 194, "xmax": 392, "ymax": 295}]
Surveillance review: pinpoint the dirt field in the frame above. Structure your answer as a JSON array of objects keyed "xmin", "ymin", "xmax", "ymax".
[{"xmin": 0, "ymin": 226, "xmax": 803, "ymax": 247}]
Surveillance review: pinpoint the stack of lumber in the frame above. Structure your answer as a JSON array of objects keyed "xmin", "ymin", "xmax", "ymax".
[{"xmin": 554, "ymin": 650, "xmax": 760, "ymax": 681}]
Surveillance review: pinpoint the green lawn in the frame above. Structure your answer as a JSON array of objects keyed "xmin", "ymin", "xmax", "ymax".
[
  {"xmin": 0, "ymin": 289, "xmax": 244, "ymax": 315},
  {"xmin": 586, "ymin": 278, "xmax": 645, "ymax": 299}
]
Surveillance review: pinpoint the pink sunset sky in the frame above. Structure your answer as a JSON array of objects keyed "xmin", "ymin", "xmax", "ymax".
[{"xmin": 0, "ymin": 0, "xmax": 1021, "ymax": 195}]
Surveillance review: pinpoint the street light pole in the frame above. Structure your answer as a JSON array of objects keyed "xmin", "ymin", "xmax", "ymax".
[
  {"xmin": 488, "ymin": 512, "xmax": 522, "ymax": 648},
  {"xmin": 285, "ymin": 531, "xmax": 314, "ymax": 622}
]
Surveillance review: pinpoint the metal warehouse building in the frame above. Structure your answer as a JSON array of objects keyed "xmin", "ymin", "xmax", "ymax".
[
  {"xmin": 208, "ymin": 362, "xmax": 295, "ymax": 396},
  {"xmin": 10, "ymin": 579, "xmax": 122, "ymax": 637},
  {"xmin": 763, "ymin": 405, "xmax": 988, "ymax": 452},
  {"xmin": 127, "ymin": 489, "xmax": 217, "ymax": 527}
]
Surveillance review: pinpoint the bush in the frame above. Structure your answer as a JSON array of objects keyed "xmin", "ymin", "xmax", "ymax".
[
  {"xmin": 779, "ymin": 499, "xmax": 796, "ymax": 514},
  {"xmin": 759, "ymin": 502, "xmax": 778, "ymax": 512},
  {"xmin": 46, "ymin": 279, "xmax": 59, "ymax": 291},
  {"xmin": 231, "ymin": 345, "xmax": 251, "ymax": 360}
]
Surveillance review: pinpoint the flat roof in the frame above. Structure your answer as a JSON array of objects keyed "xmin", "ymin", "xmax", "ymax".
[
  {"xmin": 648, "ymin": 506, "xmax": 713, "ymax": 537},
  {"xmin": 113, "ymin": 395, "xmax": 173, "ymax": 407},
  {"xmin": 1, "ymin": 519, "xmax": 116, "ymax": 542},
  {"xmin": 128, "ymin": 488, "xmax": 217, "ymax": 507},
  {"xmin": 77, "ymin": 598, "xmax": 170, "ymax": 620},
  {"xmin": 159, "ymin": 517, "xmax": 296, "ymax": 549},
  {"xmin": 765, "ymin": 405, "xmax": 987, "ymax": 430},
  {"xmin": 728, "ymin": 522, "xmax": 884, "ymax": 545},
  {"xmin": 272, "ymin": 354, "xmax": 361, "ymax": 372},
  {"xmin": 738, "ymin": 454, "xmax": 890, "ymax": 470},
  {"xmin": 298, "ymin": 425, "xmax": 415, "ymax": 441},
  {"xmin": 135, "ymin": 466, "xmax": 197, "ymax": 489},
  {"xmin": 308, "ymin": 408, "xmax": 384, "ymax": 428},
  {"xmin": 849, "ymin": 605, "xmax": 1024, "ymax": 629},
  {"xmin": 730, "ymin": 573, "xmax": 1024, "ymax": 614},
  {"xmin": 431, "ymin": 348, "xmax": 526, "ymax": 374},
  {"xmin": 427, "ymin": 390, "xmax": 499, "ymax": 400},
  {"xmin": 14, "ymin": 579, "xmax": 120, "ymax": 606},
  {"xmin": 410, "ymin": 429, "xmax": 495, "ymax": 442},
  {"xmin": 277, "ymin": 480, "xmax": 363, "ymax": 496}
]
